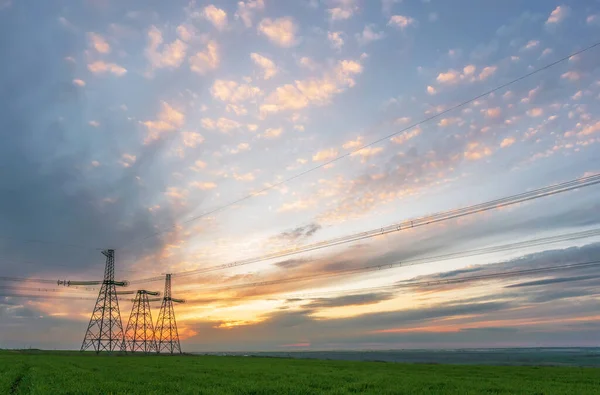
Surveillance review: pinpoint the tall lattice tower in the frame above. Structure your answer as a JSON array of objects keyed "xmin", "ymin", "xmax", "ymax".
[
  {"xmin": 124, "ymin": 290, "xmax": 161, "ymax": 353},
  {"xmin": 81, "ymin": 249, "xmax": 128, "ymax": 353},
  {"xmin": 155, "ymin": 274, "xmax": 186, "ymax": 354}
]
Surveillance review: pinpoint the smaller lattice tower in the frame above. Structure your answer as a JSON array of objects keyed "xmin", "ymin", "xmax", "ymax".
[
  {"xmin": 155, "ymin": 274, "xmax": 186, "ymax": 354},
  {"xmin": 124, "ymin": 290, "xmax": 161, "ymax": 353},
  {"xmin": 81, "ymin": 249, "xmax": 128, "ymax": 353}
]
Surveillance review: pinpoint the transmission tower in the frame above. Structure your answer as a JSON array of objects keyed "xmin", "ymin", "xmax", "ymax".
[
  {"xmin": 124, "ymin": 290, "xmax": 161, "ymax": 353},
  {"xmin": 155, "ymin": 274, "xmax": 186, "ymax": 354},
  {"xmin": 81, "ymin": 249, "xmax": 128, "ymax": 353}
]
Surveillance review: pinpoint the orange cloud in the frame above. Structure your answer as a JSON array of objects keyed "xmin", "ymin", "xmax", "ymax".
[
  {"xmin": 260, "ymin": 59, "xmax": 363, "ymax": 115},
  {"xmin": 500, "ymin": 137, "xmax": 515, "ymax": 148},
  {"xmin": 313, "ymin": 148, "xmax": 338, "ymax": 162},
  {"xmin": 189, "ymin": 41, "xmax": 219, "ymax": 75},
  {"xmin": 486, "ymin": 107, "xmax": 502, "ymax": 118},
  {"xmin": 464, "ymin": 142, "xmax": 492, "ymax": 160},
  {"xmin": 258, "ymin": 17, "xmax": 298, "ymax": 47},
  {"xmin": 88, "ymin": 32, "xmax": 110, "ymax": 53},
  {"xmin": 87, "ymin": 61, "xmax": 127, "ymax": 76},
  {"xmin": 143, "ymin": 101, "xmax": 185, "ymax": 144},
  {"xmin": 211, "ymin": 79, "xmax": 261, "ymax": 103},
  {"xmin": 202, "ymin": 5, "xmax": 228, "ymax": 30},
  {"xmin": 342, "ymin": 136, "xmax": 363, "ymax": 149},
  {"xmin": 391, "ymin": 128, "xmax": 421, "ymax": 144},
  {"xmin": 145, "ymin": 26, "xmax": 187, "ymax": 70},
  {"xmin": 251, "ymin": 53, "xmax": 278, "ymax": 80},
  {"xmin": 388, "ymin": 15, "xmax": 416, "ymax": 29}
]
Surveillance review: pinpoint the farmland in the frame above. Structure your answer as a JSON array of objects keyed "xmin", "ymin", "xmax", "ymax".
[{"xmin": 1, "ymin": 350, "xmax": 599, "ymax": 394}]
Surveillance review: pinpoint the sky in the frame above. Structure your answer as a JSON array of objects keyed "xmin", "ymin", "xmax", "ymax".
[{"xmin": 1, "ymin": 0, "xmax": 600, "ymax": 351}]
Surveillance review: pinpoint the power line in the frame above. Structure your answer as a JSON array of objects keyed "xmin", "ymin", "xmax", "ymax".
[
  {"xmin": 177, "ymin": 227, "xmax": 600, "ymax": 294},
  {"xmin": 183, "ymin": 260, "xmax": 600, "ymax": 305},
  {"xmin": 130, "ymin": 173, "xmax": 600, "ymax": 284},
  {"xmin": 118, "ymin": 40, "xmax": 600, "ymax": 251}
]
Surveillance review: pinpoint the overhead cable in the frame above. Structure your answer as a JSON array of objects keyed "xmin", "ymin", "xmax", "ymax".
[
  {"xmin": 180, "ymin": 227, "xmax": 600, "ymax": 293},
  {"xmin": 130, "ymin": 173, "xmax": 600, "ymax": 284},
  {"xmin": 118, "ymin": 41, "xmax": 600, "ymax": 250}
]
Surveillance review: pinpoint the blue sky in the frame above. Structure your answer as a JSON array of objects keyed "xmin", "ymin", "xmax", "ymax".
[{"xmin": 1, "ymin": 0, "xmax": 600, "ymax": 351}]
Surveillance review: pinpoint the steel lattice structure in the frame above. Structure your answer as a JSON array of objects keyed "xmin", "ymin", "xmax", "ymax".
[
  {"xmin": 124, "ymin": 290, "xmax": 160, "ymax": 353},
  {"xmin": 81, "ymin": 249, "xmax": 127, "ymax": 353},
  {"xmin": 155, "ymin": 274, "xmax": 185, "ymax": 354}
]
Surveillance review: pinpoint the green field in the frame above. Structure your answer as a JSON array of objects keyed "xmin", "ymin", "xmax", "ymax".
[{"xmin": 0, "ymin": 350, "xmax": 598, "ymax": 394}]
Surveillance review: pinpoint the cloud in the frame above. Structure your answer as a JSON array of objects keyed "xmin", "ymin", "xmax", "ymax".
[
  {"xmin": 546, "ymin": 5, "xmax": 569, "ymax": 25},
  {"xmin": 463, "ymin": 142, "xmax": 492, "ymax": 160},
  {"xmin": 299, "ymin": 56, "xmax": 318, "ymax": 71},
  {"xmin": 427, "ymin": 85, "xmax": 436, "ymax": 95},
  {"xmin": 233, "ymin": 172, "xmax": 255, "ymax": 182},
  {"xmin": 260, "ymin": 59, "xmax": 363, "ymax": 115},
  {"xmin": 189, "ymin": 41, "xmax": 219, "ymax": 74},
  {"xmin": 390, "ymin": 128, "xmax": 421, "ymax": 145},
  {"xmin": 278, "ymin": 197, "xmax": 317, "ymax": 213},
  {"xmin": 190, "ymin": 181, "xmax": 217, "ymax": 190},
  {"xmin": 388, "ymin": 15, "xmax": 416, "ymax": 29},
  {"xmin": 527, "ymin": 108, "xmax": 544, "ymax": 117},
  {"xmin": 190, "ymin": 160, "xmax": 207, "ymax": 171},
  {"xmin": 0, "ymin": 11, "xmax": 187, "ymax": 316},
  {"xmin": 351, "ymin": 146, "xmax": 384, "ymax": 163},
  {"xmin": 486, "ymin": 107, "xmax": 502, "ymax": 118},
  {"xmin": 226, "ymin": 104, "xmax": 248, "ymax": 116},
  {"xmin": 500, "ymin": 137, "xmax": 515, "ymax": 148},
  {"xmin": 436, "ymin": 65, "xmax": 496, "ymax": 85},
  {"xmin": 587, "ymin": 15, "xmax": 599, "ymax": 25},
  {"xmin": 145, "ymin": 26, "xmax": 187, "ymax": 70},
  {"xmin": 72, "ymin": 79, "xmax": 85, "ymax": 87},
  {"xmin": 521, "ymin": 40, "xmax": 540, "ymax": 50},
  {"xmin": 211, "ymin": 79, "xmax": 261, "ymax": 103},
  {"xmin": 313, "ymin": 148, "xmax": 338, "ymax": 162},
  {"xmin": 235, "ymin": 0, "xmax": 265, "ymax": 28},
  {"xmin": 182, "ymin": 132, "xmax": 204, "ymax": 148},
  {"xmin": 119, "ymin": 153, "xmax": 137, "ymax": 167},
  {"xmin": 356, "ymin": 25, "xmax": 385, "ymax": 45},
  {"xmin": 304, "ymin": 292, "xmax": 395, "ymax": 309},
  {"xmin": 578, "ymin": 121, "xmax": 600, "ymax": 137},
  {"xmin": 436, "ymin": 69, "xmax": 461, "ymax": 84},
  {"xmin": 327, "ymin": 0, "xmax": 358, "ymax": 21},
  {"xmin": 88, "ymin": 120, "xmax": 100, "ymax": 127},
  {"xmin": 263, "ymin": 128, "xmax": 283, "ymax": 139},
  {"xmin": 229, "ymin": 142, "xmax": 251, "ymax": 154},
  {"xmin": 342, "ymin": 136, "xmax": 363, "ymax": 149},
  {"xmin": 201, "ymin": 117, "xmax": 242, "ymax": 133},
  {"xmin": 274, "ymin": 223, "xmax": 322, "ymax": 243},
  {"xmin": 87, "ymin": 32, "xmax": 110, "ymax": 53},
  {"xmin": 176, "ymin": 24, "xmax": 195, "ymax": 42},
  {"xmin": 258, "ymin": 17, "xmax": 298, "ymax": 47},
  {"xmin": 143, "ymin": 101, "xmax": 185, "ymax": 143},
  {"xmin": 87, "ymin": 61, "xmax": 127, "ymax": 76},
  {"xmin": 438, "ymin": 117, "xmax": 461, "ymax": 127},
  {"xmin": 328, "ymin": 31, "xmax": 344, "ymax": 50},
  {"xmin": 202, "ymin": 5, "xmax": 228, "ymax": 30},
  {"xmin": 561, "ymin": 71, "xmax": 581, "ymax": 81},
  {"xmin": 251, "ymin": 53, "xmax": 278, "ymax": 80},
  {"xmin": 478, "ymin": 66, "xmax": 497, "ymax": 81}
]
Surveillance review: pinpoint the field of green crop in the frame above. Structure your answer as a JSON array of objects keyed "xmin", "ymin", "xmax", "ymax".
[{"xmin": 1, "ymin": 350, "xmax": 598, "ymax": 394}]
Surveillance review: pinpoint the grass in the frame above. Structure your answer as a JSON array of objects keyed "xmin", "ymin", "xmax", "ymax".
[{"xmin": 0, "ymin": 350, "xmax": 598, "ymax": 394}]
